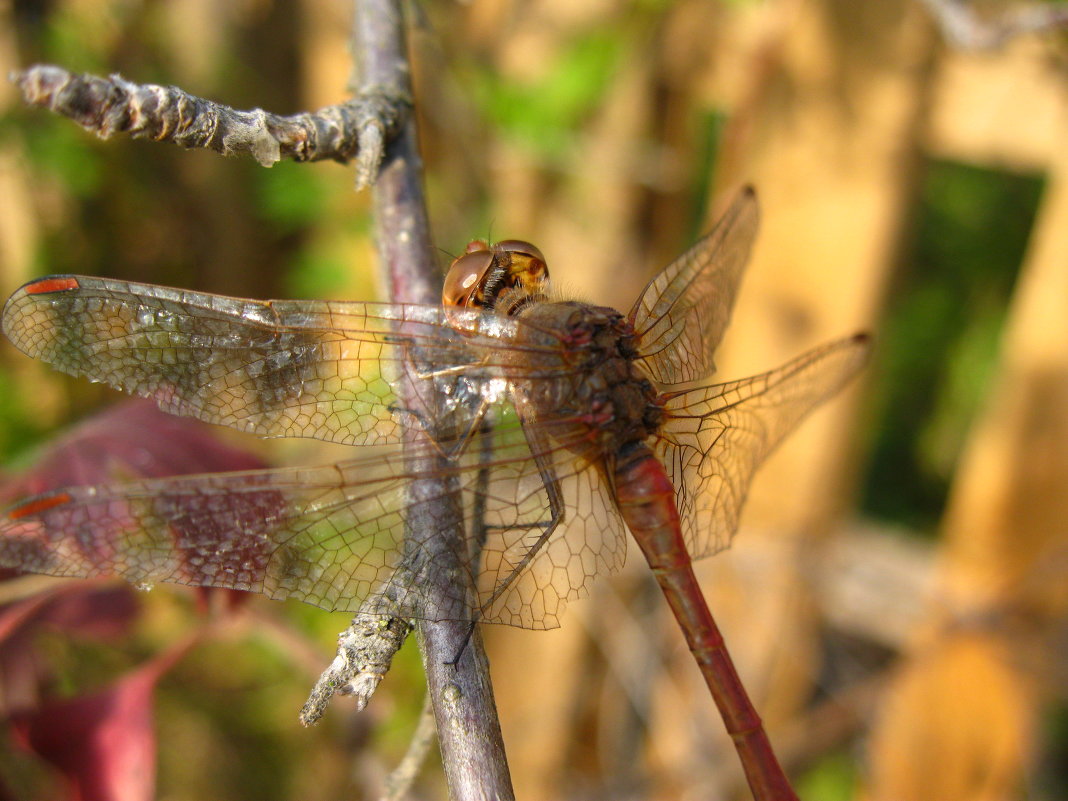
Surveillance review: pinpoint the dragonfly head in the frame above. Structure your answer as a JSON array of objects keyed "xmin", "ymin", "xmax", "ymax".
[{"xmin": 443, "ymin": 240, "xmax": 549, "ymax": 318}]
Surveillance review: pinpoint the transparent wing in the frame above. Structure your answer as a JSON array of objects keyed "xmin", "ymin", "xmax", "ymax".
[
  {"xmin": 473, "ymin": 425, "xmax": 627, "ymax": 628},
  {"xmin": 1, "ymin": 275, "xmax": 566, "ymax": 448},
  {"xmin": 0, "ymin": 412, "xmax": 625, "ymax": 629},
  {"xmin": 628, "ymin": 186, "xmax": 759, "ymax": 385},
  {"xmin": 654, "ymin": 335, "xmax": 870, "ymax": 559}
]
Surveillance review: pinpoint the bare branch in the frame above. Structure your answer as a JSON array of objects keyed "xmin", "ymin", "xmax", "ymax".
[
  {"xmin": 919, "ymin": 0, "xmax": 1068, "ymax": 49},
  {"xmin": 382, "ymin": 693, "xmax": 438, "ymax": 801},
  {"xmin": 11, "ymin": 64, "xmax": 410, "ymax": 187}
]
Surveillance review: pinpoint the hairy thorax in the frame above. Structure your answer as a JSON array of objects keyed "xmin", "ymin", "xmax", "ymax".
[{"xmin": 504, "ymin": 300, "xmax": 665, "ymax": 460}]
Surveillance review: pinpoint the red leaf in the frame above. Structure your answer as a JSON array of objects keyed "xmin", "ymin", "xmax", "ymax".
[
  {"xmin": 0, "ymin": 400, "xmax": 269, "ymax": 607},
  {"xmin": 35, "ymin": 585, "xmax": 139, "ymax": 641},
  {"xmin": 9, "ymin": 640, "xmax": 192, "ymax": 801},
  {"xmin": 0, "ymin": 583, "xmax": 138, "ymax": 650},
  {"xmin": 0, "ymin": 583, "xmax": 139, "ymax": 713},
  {"xmin": 0, "ymin": 400, "xmax": 268, "ymax": 506}
]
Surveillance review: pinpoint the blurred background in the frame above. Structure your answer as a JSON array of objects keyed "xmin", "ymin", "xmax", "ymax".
[{"xmin": 0, "ymin": 0, "xmax": 1066, "ymax": 799}]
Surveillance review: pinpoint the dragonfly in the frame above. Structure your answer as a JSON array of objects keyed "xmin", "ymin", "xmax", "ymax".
[{"xmin": 0, "ymin": 186, "xmax": 868, "ymax": 801}]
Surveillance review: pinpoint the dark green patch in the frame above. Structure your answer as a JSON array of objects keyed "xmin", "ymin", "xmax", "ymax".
[
  {"xmin": 861, "ymin": 160, "xmax": 1044, "ymax": 531},
  {"xmin": 796, "ymin": 750, "xmax": 858, "ymax": 801},
  {"xmin": 1037, "ymin": 702, "xmax": 1068, "ymax": 799},
  {"xmin": 687, "ymin": 109, "xmax": 728, "ymax": 242}
]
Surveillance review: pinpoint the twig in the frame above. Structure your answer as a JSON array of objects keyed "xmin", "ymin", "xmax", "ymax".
[
  {"xmin": 11, "ymin": 65, "xmax": 410, "ymax": 188},
  {"xmin": 382, "ymin": 692, "xmax": 438, "ymax": 801},
  {"xmin": 918, "ymin": 0, "xmax": 1068, "ymax": 49},
  {"xmin": 352, "ymin": 1, "xmax": 515, "ymax": 799}
]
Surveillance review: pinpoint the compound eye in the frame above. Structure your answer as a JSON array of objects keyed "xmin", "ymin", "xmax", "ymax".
[
  {"xmin": 443, "ymin": 250, "xmax": 494, "ymax": 308},
  {"xmin": 494, "ymin": 239, "xmax": 545, "ymax": 265}
]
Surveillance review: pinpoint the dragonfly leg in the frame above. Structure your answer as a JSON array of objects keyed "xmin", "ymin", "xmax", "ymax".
[
  {"xmin": 467, "ymin": 416, "xmax": 496, "ymax": 562},
  {"xmin": 387, "ymin": 398, "xmax": 492, "ymax": 462},
  {"xmin": 444, "ymin": 431, "xmax": 562, "ymax": 663},
  {"xmin": 444, "ymin": 621, "xmax": 478, "ymax": 668},
  {"xmin": 399, "ymin": 338, "xmax": 491, "ymax": 382},
  {"xmin": 475, "ymin": 418, "xmax": 565, "ymax": 620}
]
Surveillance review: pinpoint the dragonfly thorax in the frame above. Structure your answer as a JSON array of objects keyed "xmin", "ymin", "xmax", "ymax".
[{"xmin": 506, "ymin": 300, "xmax": 666, "ymax": 456}]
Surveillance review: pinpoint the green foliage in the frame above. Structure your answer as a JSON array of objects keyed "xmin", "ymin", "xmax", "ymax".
[
  {"xmin": 253, "ymin": 162, "xmax": 376, "ymax": 300},
  {"xmin": 796, "ymin": 751, "xmax": 858, "ymax": 801},
  {"xmin": 466, "ymin": 30, "xmax": 624, "ymax": 162},
  {"xmin": 282, "ymin": 241, "xmax": 362, "ymax": 300},
  {"xmin": 861, "ymin": 160, "xmax": 1043, "ymax": 530},
  {"xmin": 159, "ymin": 628, "xmax": 329, "ymax": 800},
  {"xmin": 688, "ymin": 109, "xmax": 728, "ymax": 240},
  {"xmin": 253, "ymin": 163, "xmax": 329, "ymax": 233},
  {"xmin": 0, "ymin": 371, "xmax": 46, "ymax": 462},
  {"xmin": 20, "ymin": 117, "xmax": 105, "ymax": 198},
  {"xmin": 38, "ymin": 3, "xmax": 121, "ymax": 73},
  {"xmin": 1039, "ymin": 702, "xmax": 1068, "ymax": 798}
]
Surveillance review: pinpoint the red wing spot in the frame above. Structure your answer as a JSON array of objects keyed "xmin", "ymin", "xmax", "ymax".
[
  {"xmin": 9, "ymin": 493, "xmax": 73, "ymax": 520},
  {"xmin": 24, "ymin": 277, "xmax": 81, "ymax": 295}
]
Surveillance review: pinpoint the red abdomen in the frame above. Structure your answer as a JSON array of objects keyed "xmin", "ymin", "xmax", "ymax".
[{"xmin": 612, "ymin": 442, "xmax": 688, "ymax": 571}]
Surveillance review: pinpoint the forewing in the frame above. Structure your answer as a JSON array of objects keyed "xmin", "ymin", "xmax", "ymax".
[
  {"xmin": 1, "ymin": 275, "xmax": 549, "ymax": 448},
  {"xmin": 628, "ymin": 187, "xmax": 759, "ymax": 385},
  {"xmin": 0, "ymin": 414, "xmax": 627, "ymax": 628},
  {"xmin": 655, "ymin": 335, "xmax": 870, "ymax": 559}
]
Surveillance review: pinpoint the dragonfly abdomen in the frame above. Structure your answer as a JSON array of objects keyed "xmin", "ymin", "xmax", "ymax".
[
  {"xmin": 612, "ymin": 441, "xmax": 686, "ymax": 569},
  {"xmin": 613, "ymin": 441, "xmax": 794, "ymax": 799}
]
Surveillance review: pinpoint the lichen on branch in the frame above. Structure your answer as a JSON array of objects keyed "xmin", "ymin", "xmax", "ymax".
[{"xmin": 300, "ymin": 611, "xmax": 413, "ymax": 726}]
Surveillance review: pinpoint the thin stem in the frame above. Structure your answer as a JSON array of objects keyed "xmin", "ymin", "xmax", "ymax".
[
  {"xmin": 382, "ymin": 692, "xmax": 438, "ymax": 801},
  {"xmin": 351, "ymin": 1, "xmax": 514, "ymax": 799}
]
